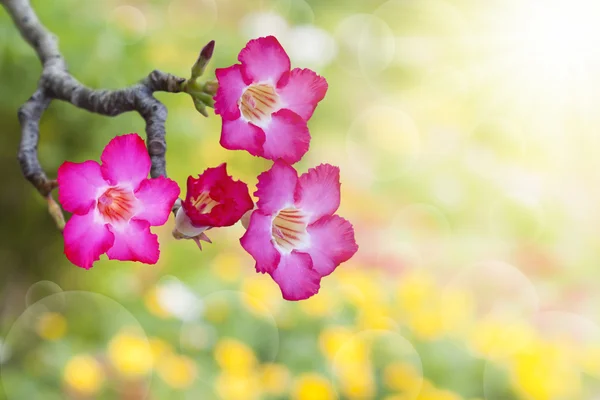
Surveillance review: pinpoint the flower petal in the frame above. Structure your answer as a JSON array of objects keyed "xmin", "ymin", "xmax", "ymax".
[
  {"xmin": 214, "ymin": 64, "xmax": 246, "ymax": 121},
  {"xmin": 63, "ymin": 212, "xmax": 114, "ymax": 269},
  {"xmin": 106, "ymin": 219, "xmax": 159, "ymax": 264},
  {"xmin": 100, "ymin": 133, "xmax": 151, "ymax": 189},
  {"xmin": 278, "ymin": 68, "xmax": 328, "ymax": 121},
  {"xmin": 240, "ymin": 210, "xmax": 281, "ymax": 274},
  {"xmin": 306, "ymin": 215, "xmax": 358, "ymax": 277},
  {"xmin": 220, "ymin": 117, "xmax": 266, "ymax": 157},
  {"xmin": 270, "ymin": 251, "xmax": 320, "ymax": 301},
  {"xmin": 261, "ymin": 109, "xmax": 310, "ymax": 164},
  {"xmin": 295, "ymin": 164, "xmax": 341, "ymax": 223},
  {"xmin": 238, "ymin": 36, "xmax": 291, "ymax": 84},
  {"xmin": 57, "ymin": 160, "xmax": 106, "ymax": 215},
  {"xmin": 134, "ymin": 176, "xmax": 180, "ymax": 226},
  {"xmin": 255, "ymin": 160, "xmax": 298, "ymax": 214}
]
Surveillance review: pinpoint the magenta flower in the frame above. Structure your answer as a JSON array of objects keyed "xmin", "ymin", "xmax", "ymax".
[
  {"xmin": 173, "ymin": 163, "xmax": 254, "ymax": 249},
  {"xmin": 214, "ymin": 36, "xmax": 328, "ymax": 164},
  {"xmin": 57, "ymin": 134, "xmax": 180, "ymax": 269},
  {"xmin": 240, "ymin": 161, "xmax": 358, "ymax": 300}
]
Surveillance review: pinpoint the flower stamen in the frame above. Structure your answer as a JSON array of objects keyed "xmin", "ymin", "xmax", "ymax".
[
  {"xmin": 272, "ymin": 207, "xmax": 308, "ymax": 252},
  {"xmin": 191, "ymin": 191, "xmax": 219, "ymax": 214},
  {"xmin": 97, "ymin": 187, "xmax": 136, "ymax": 224},
  {"xmin": 239, "ymin": 83, "xmax": 280, "ymax": 124}
]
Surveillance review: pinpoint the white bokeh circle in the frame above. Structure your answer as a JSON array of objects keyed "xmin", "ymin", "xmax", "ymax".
[{"xmin": 346, "ymin": 102, "xmax": 421, "ymax": 183}]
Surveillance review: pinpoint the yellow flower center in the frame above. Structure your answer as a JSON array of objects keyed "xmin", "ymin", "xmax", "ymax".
[
  {"xmin": 191, "ymin": 190, "xmax": 219, "ymax": 213},
  {"xmin": 272, "ymin": 207, "xmax": 308, "ymax": 252},
  {"xmin": 239, "ymin": 83, "xmax": 280, "ymax": 124}
]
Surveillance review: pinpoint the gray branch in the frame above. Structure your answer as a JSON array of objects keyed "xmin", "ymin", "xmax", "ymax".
[{"xmin": 2, "ymin": 0, "xmax": 187, "ymax": 201}]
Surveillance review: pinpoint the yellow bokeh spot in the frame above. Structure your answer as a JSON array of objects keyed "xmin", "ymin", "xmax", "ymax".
[
  {"xmin": 383, "ymin": 362, "xmax": 422, "ymax": 394},
  {"xmin": 439, "ymin": 288, "xmax": 474, "ymax": 334},
  {"xmin": 157, "ymin": 354, "xmax": 198, "ymax": 389},
  {"xmin": 468, "ymin": 317, "xmax": 536, "ymax": 359},
  {"xmin": 63, "ymin": 355, "xmax": 104, "ymax": 396},
  {"xmin": 144, "ymin": 287, "xmax": 170, "ymax": 319},
  {"xmin": 299, "ymin": 289, "xmax": 336, "ymax": 318},
  {"xmin": 319, "ymin": 326, "xmax": 354, "ymax": 360},
  {"xmin": 107, "ymin": 331, "xmax": 153, "ymax": 378},
  {"xmin": 334, "ymin": 335, "xmax": 369, "ymax": 366},
  {"xmin": 216, "ymin": 371, "xmax": 261, "ymax": 400},
  {"xmin": 36, "ymin": 312, "xmax": 67, "ymax": 341},
  {"xmin": 408, "ymin": 308, "xmax": 445, "ymax": 341},
  {"xmin": 397, "ymin": 270, "xmax": 437, "ymax": 314},
  {"xmin": 337, "ymin": 365, "xmax": 375, "ymax": 399},
  {"xmin": 214, "ymin": 338, "xmax": 257, "ymax": 373},
  {"xmin": 337, "ymin": 270, "xmax": 385, "ymax": 308},
  {"xmin": 292, "ymin": 373, "xmax": 336, "ymax": 400},
  {"xmin": 579, "ymin": 343, "xmax": 600, "ymax": 377},
  {"xmin": 511, "ymin": 341, "xmax": 581, "ymax": 400},
  {"xmin": 212, "ymin": 253, "xmax": 243, "ymax": 283},
  {"xmin": 148, "ymin": 337, "xmax": 173, "ymax": 363},
  {"xmin": 260, "ymin": 363, "xmax": 291, "ymax": 395},
  {"xmin": 241, "ymin": 275, "xmax": 282, "ymax": 315}
]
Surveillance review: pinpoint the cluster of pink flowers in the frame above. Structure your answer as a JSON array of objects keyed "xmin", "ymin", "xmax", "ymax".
[{"xmin": 57, "ymin": 36, "xmax": 357, "ymax": 300}]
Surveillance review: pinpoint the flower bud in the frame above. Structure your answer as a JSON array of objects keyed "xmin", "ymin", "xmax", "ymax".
[
  {"xmin": 191, "ymin": 40, "xmax": 215, "ymax": 80},
  {"xmin": 172, "ymin": 207, "xmax": 212, "ymax": 250}
]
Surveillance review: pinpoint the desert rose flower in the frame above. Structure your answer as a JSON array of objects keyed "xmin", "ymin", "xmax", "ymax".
[
  {"xmin": 57, "ymin": 134, "xmax": 180, "ymax": 269},
  {"xmin": 214, "ymin": 36, "xmax": 328, "ymax": 164},
  {"xmin": 173, "ymin": 163, "xmax": 254, "ymax": 249},
  {"xmin": 240, "ymin": 161, "xmax": 358, "ymax": 300}
]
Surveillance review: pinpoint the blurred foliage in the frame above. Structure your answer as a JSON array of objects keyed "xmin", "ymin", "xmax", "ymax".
[{"xmin": 3, "ymin": 0, "xmax": 600, "ymax": 399}]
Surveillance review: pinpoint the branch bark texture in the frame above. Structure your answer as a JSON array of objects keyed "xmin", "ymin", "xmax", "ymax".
[{"xmin": 2, "ymin": 0, "xmax": 186, "ymax": 199}]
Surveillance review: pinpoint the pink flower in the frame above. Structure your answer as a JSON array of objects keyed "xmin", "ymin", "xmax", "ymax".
[
  {"xmin": 214, "ymin": 36, "xmax": 328, "ymax": 164},
  {"xmin": 173, "ymin": 163, "xmax": 254, "ymax": 249},
  {"xmin": 57, "ymin": 134, "xmax": 180, "ymax": 269},
  {"xmin": 240, "ymin": 161, "xmax": 358, "ymax": 300}
]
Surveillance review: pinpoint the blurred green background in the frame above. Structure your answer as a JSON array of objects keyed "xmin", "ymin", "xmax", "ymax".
[{"xmin": 3, "ymin": 0, "xmax": 600, "ymax": 399}]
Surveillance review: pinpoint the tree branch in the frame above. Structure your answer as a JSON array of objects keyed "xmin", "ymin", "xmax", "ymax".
[{"xmin": 2, "ymin": 0, "xmax": 193, "ymax": 228}]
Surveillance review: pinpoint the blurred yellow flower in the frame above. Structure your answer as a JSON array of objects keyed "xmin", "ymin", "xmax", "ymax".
[
  {"xmin": 216, "ymin": 371, "xmax": 261, "ymax": 400},
  {"xmin": 157, "ymin": 353, "xmax": 198, "ymax": 389},
  {"xmin": 579, "ymin": 343, "xmax": 600, "ymax": 378},
  {"xmin": 148, "ymin": 337, "xmax": 173, "ymax": 363},
  {"xmin": 439, "ymin": 288, "xmax": 474, "ymax": 334},
  {"xmin": 260, "ymin": 363, "xmax": 291, "ymax": 395},
  {"xmin": 356, "ymin": 303, "xmax": 397, "ymax": 330},
  {"xmin": 299, "ymin": 288, "xmax": 337, "ymax": 318},
  {"xmin": 241, "ymin": 274, "xmax": 282, "ymax": 315},
  {"xmin": 107, "ymin": 330, "xmax": 153, "ymax": 378},
  {"xmin": 211, "ymin": 253, "xmax": 243, "ymax": 283},
  {"xmin": 397, "ymin": 270, "xmax": 437, "ymax": 314},
  {"xmin": 292, "ymin": 373, "xmax": 336, "ymax": 400},
  {"xmin": 337, "ymin": 365, "xmax": 375, "ymax": 399},
  {"xmin": 144, "ymin": 287, "xmax": 170, "ymax": 318},
  {"xmin": 337, "ymin": 270, "xmax": 385, "ymax": 308},
  {"xmin": 511, "ymin": 340, "xmax": 581, "ymax": 400},
  {"xmin": 36, "ymin": 312, "xmax": 67, "ymax": 341},
  {"xmin": 214, "ymin": 338, "xmax": 257, "ymax": 373},
  {"xmin": 408, "ymin": 308, "xmax": 445, "ymax": 341},
  {"xmin": 63, "ymin": 354, "xmax": 104, "ymax": 396},
  {"xmin": 319, "ymin": 326, "xmax": 354, "ymax": 360},
  {"xmin": 383, "ymin": 362, "xmax": 422, "ymax": 395},
  {"xmin": 468, "ymin": 317, "xmax": 536, "ymax": 359}
]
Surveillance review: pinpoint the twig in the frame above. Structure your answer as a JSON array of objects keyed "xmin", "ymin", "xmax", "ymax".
[{"xmin": 1, "ymin": 0, "xmax": 195, "ymax": 229}]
